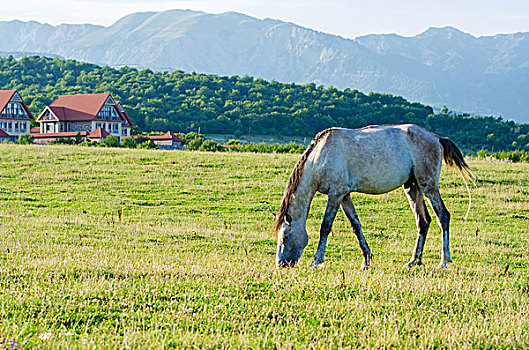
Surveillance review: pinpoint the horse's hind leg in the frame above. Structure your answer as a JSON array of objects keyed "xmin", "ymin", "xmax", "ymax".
[
  {"xmin": 341, "ymin": 195, "xmax": 371, "ymax": 270},
  {"xmin": 422, "ymin": 188, "xmax": 452, "ymax": 269},
  {"xmin": 402, "ymin": 177, "xmax": 431, "ymax": 269}
]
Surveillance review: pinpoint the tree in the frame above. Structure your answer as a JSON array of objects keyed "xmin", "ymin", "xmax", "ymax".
[
  {"xmin": 198, "ymin": 139, "xmax": 219, "ymax": 152},
  {"xmin": 74, "ymin": 132, "xmax": 84, "ymax": 144},
  {"xmin": 0, "ymin": 55, "xmax": 527, "ymax": 152},
  {"xmin": 100, "ymin": 135, "xmax": 120, "ymax": 148},
  {"xmin": 16, "ymin": 133, "xmax": 33, "ymax": 145}
]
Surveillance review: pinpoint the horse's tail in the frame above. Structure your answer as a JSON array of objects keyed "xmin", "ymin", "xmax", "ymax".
[
  {"xmin": 438, "ymin": 137, "xmax": 476, "ymax": 220},
  {"xmin": 438, "ymin": 138, "xmax": 476, "ymax": 181}
]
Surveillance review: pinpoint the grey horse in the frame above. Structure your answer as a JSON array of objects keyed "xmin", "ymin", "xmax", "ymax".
[{"xmin": 274, "ymin": 124, "xmax": 475, "ymax": 270}]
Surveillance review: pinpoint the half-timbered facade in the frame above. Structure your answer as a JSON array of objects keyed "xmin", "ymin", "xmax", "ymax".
[
  {"xmin": 0, "ymin": 90, "xmax": 34, "ymax": 141},
  {"xmin": 35, "ymin": 93, "xmax": 134, "ymax": 140}
]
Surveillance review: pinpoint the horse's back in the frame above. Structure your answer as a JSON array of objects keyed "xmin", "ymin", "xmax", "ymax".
[{"xmin": 310, "ymin": 124, "xmax": 441, "ymax": 195}]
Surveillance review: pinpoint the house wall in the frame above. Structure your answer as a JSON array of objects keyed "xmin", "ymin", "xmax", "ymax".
[
  {"xmin": 153, "ymin": 140, "xmax": 173, "ymax": 146},
  {"xmin": 93, "ymin": 121, "xmax": 122, "ymax": 138},
  {"xmin": 0, "ymin": 119, "xmax": 31, "ymax": 139},
  {"xmin": 68, "ymin": 122, "xmax": 92, "ymax": 133},
  {"xmin": 41, "ymin": 122, "xmax": 58, "ymax": 133},
  {"xmin": 153, "ymin": 140, "xmax": 183, "ymax": 150}
]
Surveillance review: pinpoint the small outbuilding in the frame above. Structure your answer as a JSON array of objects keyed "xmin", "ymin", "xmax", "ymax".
[
  {"xmin": 87, "ymin": 127, "xmax": 111, "ymax": 142},
  {"xmin": 148, "ymin": 131, "xmax": 184, "ymax": 150}
]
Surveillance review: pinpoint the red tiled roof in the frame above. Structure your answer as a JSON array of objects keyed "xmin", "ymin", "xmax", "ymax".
[
  {"xmin": 30, "ymin": 127, "xmax": 40, "ymax": 135},
  {"xmin": 31, "ymin": 131, "xmax": 88, "ymax": 138},
  {"xmin": 0, "ymin": 90, "xmax": 34, "ymax": 120},
  {"xmin": 88, "ymin": 127, "xmax": 110, "ymax": 139},
  {"xmin": 0, "ymin": 128, "xmax": 11, "ymax": 138},
  {"xmin": 46, "ymin": 93, "xmax": 110, "ymax": 122},
  {"xmin": 116, "ymin": 101, "xmax": 134, "ymax": 127},
  {"xmin": 0, "ymin": 90, "xmax": 15, "ymax": 113},
  {"xmin": 148, "ymin": 131, "xmax": 183, "ymax": 142}
]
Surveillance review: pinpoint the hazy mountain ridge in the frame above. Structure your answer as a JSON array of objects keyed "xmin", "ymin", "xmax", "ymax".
[{"xmin": 0, "ymin": 10, "xmax": 528, "ymax": 122}]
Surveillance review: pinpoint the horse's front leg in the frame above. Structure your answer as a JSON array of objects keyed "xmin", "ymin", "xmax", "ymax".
[
  {"xmin": 309, "ymin": 195, "xmax": 341, "ymax": 267},
  {"xmin": 341, "ymin": 195, "xmax": 372, "ymax": 270}
]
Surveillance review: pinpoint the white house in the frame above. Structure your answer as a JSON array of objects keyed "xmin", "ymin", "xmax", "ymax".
[
  {"xmin": 0, "ymin": 90, "xmax": 34, "ymax": 141},
  {"xmin": 35, "ymin": 93, "xmax": 134, "ymax": 141}
]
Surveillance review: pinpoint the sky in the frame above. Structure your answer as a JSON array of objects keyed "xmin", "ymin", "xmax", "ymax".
[{"xmin": 1, "ymin": 0, "xmax": 529, "ymax": 38}]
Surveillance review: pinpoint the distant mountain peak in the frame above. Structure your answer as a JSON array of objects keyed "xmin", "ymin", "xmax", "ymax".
[{"xmin": 418, "ymin": 26, "xmax": 475, "ymax": 39}]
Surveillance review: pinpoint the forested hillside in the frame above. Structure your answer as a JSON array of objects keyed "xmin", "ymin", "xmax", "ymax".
[{"xmin": 1, "ymin": 56, "xmax": 528, "ymax": 151}]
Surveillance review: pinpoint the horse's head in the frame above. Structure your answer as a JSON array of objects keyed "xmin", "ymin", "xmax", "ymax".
[{"xmin": 275, "ymin": 213, "xmax": 308, "ymax": 268}]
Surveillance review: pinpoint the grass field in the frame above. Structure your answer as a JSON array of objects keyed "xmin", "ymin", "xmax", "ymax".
[{"xmin": 1, "ymin": 144, "xmax": 528, "ymax": 348}]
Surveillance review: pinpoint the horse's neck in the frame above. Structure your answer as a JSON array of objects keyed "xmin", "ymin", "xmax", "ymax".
[{"xmin": 289, "ymin": 167, "xmax": 317, "ymax": 225}]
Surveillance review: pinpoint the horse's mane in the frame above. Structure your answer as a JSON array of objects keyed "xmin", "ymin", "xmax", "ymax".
[{"xmin": 273, "ymin": 128, "xmax": 334, "ymax": 235}]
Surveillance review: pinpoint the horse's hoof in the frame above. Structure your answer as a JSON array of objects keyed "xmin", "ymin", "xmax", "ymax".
[
  {"xmin": 402, "ymin": 262, "xmax": 414, "ymax": 269},
  {"xmin": 436, "ymin": 262, "xmax": 448, "ymax": 270},
  {"xmin": 360, "ymin": 263, "xmax": 372, "ymax": 271},
  {"xmin": 308, "ymin": 260, "xmax": 322, "ymax": 268}
]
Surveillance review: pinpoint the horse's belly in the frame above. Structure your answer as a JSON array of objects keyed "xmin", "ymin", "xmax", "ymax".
[{"xmin": 349, "ymin": 158, "xmax": 412, "ymax": 195}]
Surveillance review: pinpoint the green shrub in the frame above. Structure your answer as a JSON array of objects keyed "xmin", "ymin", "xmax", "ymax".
[
  {"xmin": 16, "ymin": 133, "xmax": 33, "ymax": 145},
  {"xmin": 476, "ymin": 149, "xmax": 529, "ymax": 163}
]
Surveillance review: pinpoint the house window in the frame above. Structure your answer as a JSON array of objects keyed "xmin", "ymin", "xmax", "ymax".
[
  {"xmin": 3, "ymin": 103, "xmax": 25, "ymax": 118},
  {"xmin": 8, "ymin": 122, "xmax": 12, "ymax": 131}
]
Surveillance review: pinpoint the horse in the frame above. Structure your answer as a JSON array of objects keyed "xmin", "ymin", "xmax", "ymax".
[{"xmin": 273, "ymin": 124, "xmax": 475, "ymax": 270}]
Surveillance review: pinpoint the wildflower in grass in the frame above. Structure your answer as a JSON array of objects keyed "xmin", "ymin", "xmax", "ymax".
[{"xmin": 38, "ymin": 332, "xmax": 53, "ymax": 341}]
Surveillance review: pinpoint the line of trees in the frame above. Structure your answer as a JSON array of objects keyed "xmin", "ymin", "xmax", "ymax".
[
  {"xmin": 1, "ymin": 55, "xmax": 528, "ymax": 152},
  {"xmin": 175, "ymin": 132, "xmax": 305, "ymax": 153}
]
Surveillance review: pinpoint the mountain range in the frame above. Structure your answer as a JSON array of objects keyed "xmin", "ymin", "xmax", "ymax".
[{"xmin": 0, "ymin": 10, "xmax": 528, "ymax": 123}]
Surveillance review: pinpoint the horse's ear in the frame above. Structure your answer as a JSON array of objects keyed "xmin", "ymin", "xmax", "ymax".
[{"xmin": 285, "ymin": 213, "xmax": 292, "ymax": 226}]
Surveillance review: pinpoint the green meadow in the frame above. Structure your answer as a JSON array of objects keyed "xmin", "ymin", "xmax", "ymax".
[{"xmin": 0, "ymin": 144, "xmax": 528, "ymax": 348}]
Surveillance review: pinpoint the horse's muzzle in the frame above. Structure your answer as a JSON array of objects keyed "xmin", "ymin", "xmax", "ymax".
[{"xmin": 276, "ymin": 259, "xmax": 297, "ymax": 268}]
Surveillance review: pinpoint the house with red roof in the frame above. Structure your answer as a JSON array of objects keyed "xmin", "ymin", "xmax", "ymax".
[
  {"xmin": 148, "ymin": 131, "xmax": 184, "ymax": 150},
  {"xmin": 0, "ymin": 90, "xmax": 34, "ymax": 141},
  {"xmin": 34, "ymin": 93, "xmax": 133, "ymax": 142}
]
